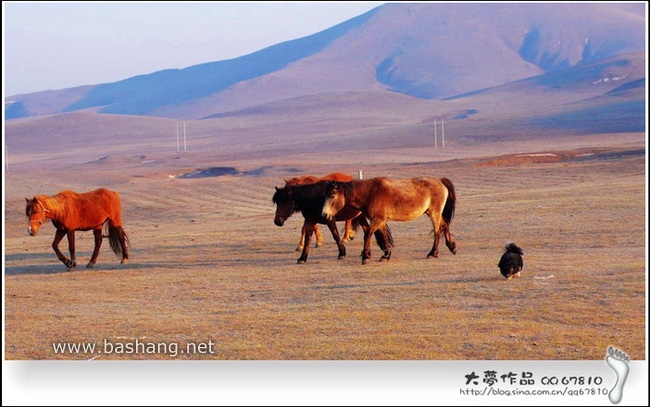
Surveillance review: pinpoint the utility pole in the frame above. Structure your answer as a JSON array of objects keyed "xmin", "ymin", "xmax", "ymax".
[
  {"xmin": 176, "ymin": 122, "xmax": 180, "ymax": 153},
  {"xmin": 433, "ymin": 119, "xmax": 438, "ymax": 148},
  {"xmin": 442, "ymin": 119, "xmax": 445, "ymax": 148},
  {"xmin": 183, "ymin": 122, "xmax": 187, "ymax": 152}
]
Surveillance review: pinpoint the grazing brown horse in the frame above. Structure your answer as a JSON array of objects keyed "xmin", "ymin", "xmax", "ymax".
[
  {"xmin": 282, "ymin": 172, "xmax": 356, "ymax": 251},
  {"xmin": 322, "ymin": 177, "xmax": 457, "ymax": 264},
  {"xmin": 273, "ymin": 181, "xmax": 393, "ymax": 264},
  {"xmin": 25, "ymin": 188, "xmax": 129, "ymax": 269}
]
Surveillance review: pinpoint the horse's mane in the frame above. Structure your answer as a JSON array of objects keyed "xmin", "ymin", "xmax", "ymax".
[
  {"xmin": 321, "ymin": 172, "xmax": 354, "ymax": 182},
  {"xmin": 286, "ymin": 173, "xmax": 353, "ymax": 186},
  {"xmin": 272, "ymin": 187, "xmax": 290, "ymax": 204},
  {"xmin": 284, "ymin": 175, "xmax": 319, "ymax": 186},
  {"xmin": 273, "ymin": 182, "xmax": 331, "ymax": 216},
  {"xmin": 278, "ymin": 174, "xmax": 355, "ymax": 204},
  {"xmin": 290, "ymin": 181, "xmax": 329, "ymax": 199},
  {"xmin": 330, "ymin": 180, "xmax": 357, "ymax": 199},
  {"xmin": 31, "ymin": 192, "xmax": 71, "ymax": 219},
  {"xmin": 272, "ymin": 186, "xmax": 309, "ymax": 214}
]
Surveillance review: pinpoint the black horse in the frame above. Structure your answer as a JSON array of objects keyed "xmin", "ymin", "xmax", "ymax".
[{"xmin": 272, "ymin": 181, "xmax": 393, "ymax": 264}]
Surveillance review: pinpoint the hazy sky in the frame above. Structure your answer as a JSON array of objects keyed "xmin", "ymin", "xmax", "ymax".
[{"xmin": 3, "ymin": 1, "xmax": 384, "ymax": 96}]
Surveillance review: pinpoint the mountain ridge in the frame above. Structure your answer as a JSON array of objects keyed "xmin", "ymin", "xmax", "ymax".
[{"xmin": 5, "ymin": 3, "xmax": 645, "ymax": 120}]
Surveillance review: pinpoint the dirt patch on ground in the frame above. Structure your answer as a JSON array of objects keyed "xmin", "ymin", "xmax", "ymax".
[
  {"xmin": 177, "ymin": 166, "xmax": 240, "ymax": 178},
  {"xmin": 476, "ymin": 146, "xmax": 645, "ymax": 166}
]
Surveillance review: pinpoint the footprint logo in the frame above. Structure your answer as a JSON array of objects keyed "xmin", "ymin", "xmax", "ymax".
[{"xmin": 605, "ymin": 346, "xmax": 630, "ymax": 404}]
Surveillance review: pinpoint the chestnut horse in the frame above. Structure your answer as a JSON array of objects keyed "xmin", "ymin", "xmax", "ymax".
[
  {"xmin": 282, "ymin": 172, "xmax": 356, "ymax": 251},
  {"xmin": 322, "ymin": 177, "xmax": 457, "ymax": 264},
  {"xmin": 273, "ymin": 180, "xmax": 393, "ymax": 264},
  {"xmin": 25, "ymin": 188, "xmax": 129, "ymax": 269}
]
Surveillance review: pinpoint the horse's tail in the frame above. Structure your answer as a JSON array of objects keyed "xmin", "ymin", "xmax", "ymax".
[
  {"xmin": 441, "ymin": 178, "xmax": 456, "ymax": 226},
  {"xmin": 351, "ymin": 215, "xmax": 363, "ymax": 233},
  {"xmin": 104, "ymin": 222, "xmax": 129, "ymax": 257},
  {"xmin": 371, "ymin": 223, "xmax": 394, "ymax": 252}
]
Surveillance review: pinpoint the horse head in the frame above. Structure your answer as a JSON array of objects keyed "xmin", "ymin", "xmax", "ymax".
[
  {"xmin": 272, "ymin": 186, "xmax": 295, "ymax": 227},
  {"xmin": 25, "ymin": 197, "xmax": 49, "ymax": 236},
  {"xmin": 321, "ymin": 181, "xmax": 345, "ymax": 221}
]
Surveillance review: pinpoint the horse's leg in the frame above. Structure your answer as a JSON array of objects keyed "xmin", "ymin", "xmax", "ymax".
[
  {"xmin": 314, "ymin": 224, "xmax": 324, "ymax": 247},
  {"xmin": 325, "ymin": 221, "xmax": 346, "ymax": 260},
  {"xmin": 297, "ymin": 221, "xmax": 316, "ymax": 264},
  {"xmin": 297, "ymin": 222, "xmax": 322, "ymax": 251},
  {"xmin": 342, "ymin": 220, "xmax": 355, "ymax": 242},
  {"xmin": 296, "ymin": 222, "xmax": 308, "ymax": 251},
  {"xmin": 442, "ymin": 223, "xmax": 457, "ymax": 255},
  {"xmin": 361, "ymin": 228, "xmax": 373, "ymax": 264},
  {"xmin": 66, "ymin": 230, "xmax": 78, "ymax": 266},
  {"xmin": 361, "ymin": 219, "xmax": 383, "ymax": 265},
  {"xmin": 359, "ymin": 216, "xmax": 390, "ymax": 262},
  {"xmin": 426, "ymin": 213, "xmax": 442, "ymax": 259},
  {"xmin": 376, "ymin": 226, "xmax": 392, "ymax": 262},
  {"xmin": 87, "ymin": 228, "xmax": 103, "ymax": 269},
  {"xmin": 52, "ymin": 229, "xmax": 75, "ymax": 269}
]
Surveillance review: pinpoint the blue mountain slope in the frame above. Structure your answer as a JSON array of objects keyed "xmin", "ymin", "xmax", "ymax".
[
  {"xmin": 59, "ymin": 9, "xmax": 377, "ymax": 116},
  {"xmin": 524, "ymin": 78, "xmax": 646, "ymax": 133}
]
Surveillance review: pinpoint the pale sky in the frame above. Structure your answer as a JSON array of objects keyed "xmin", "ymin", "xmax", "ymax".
[{"xmin": 2, "ymin": 1, "xmax": 385, "ymax": 96}]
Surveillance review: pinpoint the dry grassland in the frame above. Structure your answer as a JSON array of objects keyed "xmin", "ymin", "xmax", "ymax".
[{"xmin": 3, "ymin": 134, "xmax": 646, "ymax": 360}]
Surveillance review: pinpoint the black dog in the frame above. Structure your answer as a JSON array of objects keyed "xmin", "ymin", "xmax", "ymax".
[{"xmin": 498, "ymin": 243, "xmax": 524, "ymax": 280}]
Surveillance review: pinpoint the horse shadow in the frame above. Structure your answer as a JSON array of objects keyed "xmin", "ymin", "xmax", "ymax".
[
  {"xmin": 4, "ymin": 262, "xmax": 174, "ymax": 276},
  {"xmin": 5, "ymin": 253, "xmax": 59, "ymax": 275},
  {"xmin": 5, "ymin": 263, "xmax": 71, "ymax": 275},
  {"xmin": 4, "ymin": 251, "xmax": 173, "ymax": 275}
]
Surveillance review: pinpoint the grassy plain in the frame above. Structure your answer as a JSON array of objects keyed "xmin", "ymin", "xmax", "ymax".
[{"xmin": 4, "ymin": 131, "xmax": 646, "ymax": 361}]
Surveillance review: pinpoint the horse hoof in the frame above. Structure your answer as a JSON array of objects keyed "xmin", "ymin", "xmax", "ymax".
[
  {"xmin": 86, "ymin": 263, "xmax": 94, "ymax": 269},
  {"xmin": 297, "ymin": 259, "xmax": 307, "ymax": 264},
  {"xmin": 380, "ymin": 257, "xmax": 390, "ymax": 262},
  {"xmin": 338, "ymin": 255, "xmax": 346, "ymax": 260},
  {"xmin": 66, "ymin": 260, "xmax": 77, "ymax": 269},
  {"xmin": 362, "ymin": 258, "xmax": 369, "ymax": 265},
  {"xmin": 120, "ymin": 259, "xmax": 128, "ymax": 264},
  {"xmin": 295, "ymin": 247, "xmax": 303, "ymax": 252}
]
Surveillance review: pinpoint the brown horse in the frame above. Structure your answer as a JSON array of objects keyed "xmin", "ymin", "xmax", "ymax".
[
  {"xmin": 282, "ymin": 172, "xmax": 356, "ymax": 251},
  {"xmin": 273, "ymin": 180, "xmax": 393, "ymax": 264},
  {"xmin": 322, "ymin": 177, "xmax": 457, "ymax": 264},
  {"xmin": 25, "ymin": 188, "xmax": 130, "ymax": 269}
]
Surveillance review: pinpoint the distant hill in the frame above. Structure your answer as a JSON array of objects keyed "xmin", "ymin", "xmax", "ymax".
[{"xmin": 5, "ymin": 2, "xmax": 645, "ymax": 120}]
